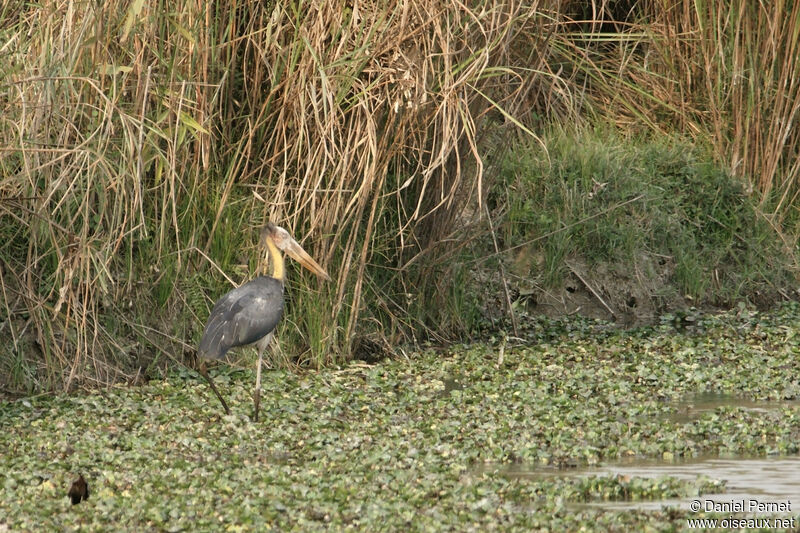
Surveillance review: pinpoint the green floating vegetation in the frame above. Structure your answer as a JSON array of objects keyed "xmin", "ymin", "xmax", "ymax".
[{"xmin": 1, "ymin": 303, "xmax": 799, "ymax": 531}]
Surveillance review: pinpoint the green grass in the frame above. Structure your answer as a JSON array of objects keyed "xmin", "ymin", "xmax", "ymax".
[
  {"xmin": 490, "ymin": 127, "xmax": 796, "ymax": 307},
  {"xmin": 1, "ymin": 302, "xmax": 799, "ymax": 531}
]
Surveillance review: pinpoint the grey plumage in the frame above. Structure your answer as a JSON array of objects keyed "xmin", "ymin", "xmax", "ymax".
[{"xmin": 198, "ymin": 276, "xmax": 285, "ymax": 361}]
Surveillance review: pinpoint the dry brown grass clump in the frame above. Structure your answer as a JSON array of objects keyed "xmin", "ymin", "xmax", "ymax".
[{"xmin": 0, "ymin": 0, "xmax": 562, "ymax": 392}]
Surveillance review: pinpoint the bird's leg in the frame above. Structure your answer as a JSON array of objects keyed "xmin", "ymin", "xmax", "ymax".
[
  {"xmin": 253, "ymin": 334, "xmax": 272, "ymax": 422},
  {"xmin": 197, "ymin": 360, "xmax": 230, "ymax": 415},
  {"xmin": 253, "ymin": 345, "xmax": 264, "ymax": 422}
]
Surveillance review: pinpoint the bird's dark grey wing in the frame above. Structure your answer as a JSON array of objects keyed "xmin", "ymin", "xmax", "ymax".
[{"xmin": 198, "ymin": 276, "xmax": 284, "ymax": 360}]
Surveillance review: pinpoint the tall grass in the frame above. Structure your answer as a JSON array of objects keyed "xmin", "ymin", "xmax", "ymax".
[
  {"xmin": 555, "ymin": 1, "xmax": 800, "ymax": 225},
  {"xmin": 0, "ymin": 0, "xmax": 559, "ymax": 392},
  {"xmin": 1, "ymin": 0, "xmax": 798, "ymax": 393}
]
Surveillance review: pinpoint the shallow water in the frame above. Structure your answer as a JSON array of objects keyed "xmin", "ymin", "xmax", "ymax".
[
  {"xmin": 573, "ymin": 456, "xmax": 800, "ymax": 512},
  {"xmin": 481, "ymin": 393, "xmax": 800, "ymax": 513},
  {"xmin": 667, "ymin": 392, "xmax": 800, "ymax": 423},
  {"xmin": 484, "ymin": 455, "xmax": 800, "ymax": 513}
]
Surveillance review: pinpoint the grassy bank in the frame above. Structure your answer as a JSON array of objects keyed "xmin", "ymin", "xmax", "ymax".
[
  {"xmin": 1, "ymin": 303, "xmax": 799, "ymax": 530},
  {"xmin": 478, "ymin": 128, "xmax": 798, "ymax": 329}
]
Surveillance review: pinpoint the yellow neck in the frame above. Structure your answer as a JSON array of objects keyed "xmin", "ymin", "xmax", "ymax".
[{"xmin": 265, "ymin": 237, "xmax": 285, "ymax": 281}]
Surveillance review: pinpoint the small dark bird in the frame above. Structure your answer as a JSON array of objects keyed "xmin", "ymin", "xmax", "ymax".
[
  {"xmin": 67, "ymin": 474, "xmax": 89, "ymax": 505},
  {"xmin": 197, "ymin": 222, "xmax": 330, "ymax": 421}
]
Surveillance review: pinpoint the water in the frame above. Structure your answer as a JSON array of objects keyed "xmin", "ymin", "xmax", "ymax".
[
  {"xmin": 569, "ymin": 456, "xmax": 800, "ymax": 512},
  {"xmin": 482, "ymin": 393, "xmax": 800, "ymax": 513},
  {"xmin": 668, "ymin": 392, "xmax": 800, "ymax": 423},
  {"xmin": 481, "ymin": 455, "xmax": 800, "ymax": 513}
]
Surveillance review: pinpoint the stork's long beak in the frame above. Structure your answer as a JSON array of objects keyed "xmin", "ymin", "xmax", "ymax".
[
  {"xmin": 284, "ymin": 238, "xmax": 331, "ymax": 281},
  {"xmin": 265, "ymin": 222, "xmax": 330, "ymax": 281}
]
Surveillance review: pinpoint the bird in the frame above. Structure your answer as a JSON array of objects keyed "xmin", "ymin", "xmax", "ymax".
[
  {"xmin": 196, "ymin": 222, "xmax": 330, "ymax": 421},
  {"xmin": 67, "ymin": 474, "xmax": 89, "ymax": 505}
]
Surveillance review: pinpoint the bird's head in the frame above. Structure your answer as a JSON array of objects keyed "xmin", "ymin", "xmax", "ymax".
[{"xmin": 261, "ymin": 223, "xmax": 330, "ymax": 281}]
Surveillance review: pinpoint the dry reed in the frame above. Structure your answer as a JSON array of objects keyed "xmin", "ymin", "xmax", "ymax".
[
  {"xmin": 1, "ymin": 0, "xmax": 797, "ymax": 393},
  {"xmin": 0, "ymin": 0, "xmax": 556, "ymax": 392}
]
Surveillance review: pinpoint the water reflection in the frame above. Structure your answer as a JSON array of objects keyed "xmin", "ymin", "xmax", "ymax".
[
  {"xmin": 567, "ymin": 455, "xmax": 800, "ymax": 512},
  {"xmin": 482, "ymin": 454, "xmax": 800, "ymax": 513},
  {"xmin": 668, "ymin": 392, "xmax": 800, "ymax": 423}
]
